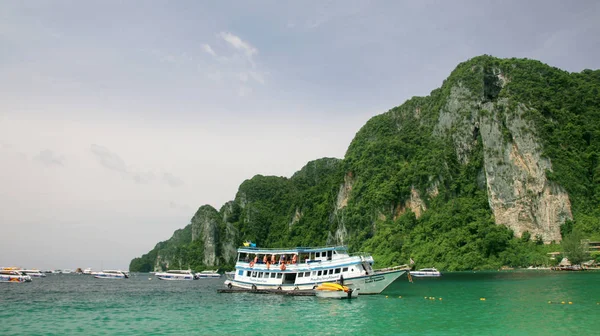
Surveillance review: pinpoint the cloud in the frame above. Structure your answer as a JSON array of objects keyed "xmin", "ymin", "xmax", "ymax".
[
  {"xmin": 90, "ymin": 144, "xmax": 128, "ymax": 173},
  {"xmin": 219, "ymin": 32, "xmax": 257, "ymax": 57},
  {"xmin": 201, "ymin": 44, "xmax": 217, "ymax": 57},
  {"xmin": 89, "ymin": 144, "xmax": 153, "ymax": 184},
  {"xmin": 90, "ymin": 144, "xmax": 184, "ymax": 187},
  {"xmin": 162, "ymin": 172, "xmax": 184, "ymax": 187},
  {"xmin": 34, "ymin": 149, "xmax": 65, "ymax": 166}
]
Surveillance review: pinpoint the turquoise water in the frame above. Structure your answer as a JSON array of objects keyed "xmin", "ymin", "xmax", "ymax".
[{"xmin": 2, "ymin": 271, "xmax": 600, "ymax": 335}]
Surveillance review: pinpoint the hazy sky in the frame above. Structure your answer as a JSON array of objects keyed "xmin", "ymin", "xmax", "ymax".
[{"xmin": 1, "ymin": 0, "xmax": 599, "ymax": 270}]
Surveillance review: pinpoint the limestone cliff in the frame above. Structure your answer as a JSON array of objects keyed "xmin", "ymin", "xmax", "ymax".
[{"xmin": 131, "ymin": 56, "xmax": 599, "ymax": 272}]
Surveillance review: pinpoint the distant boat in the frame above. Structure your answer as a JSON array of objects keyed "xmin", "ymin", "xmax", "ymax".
[
  {"xmin": 93, "ymin": 270, "xmax": 129, "ymax": 279},
  {"xmin": 225, "ymin": 271, "xmax": 235, "ymax": 280},
  {"xmin": 155, "ymin": 270, "xmax": 197, "ymax": 280},
  {"xmin": 196, "ymin": 270, "xmax": 221, "ymax": 279},
  {"xmin": 20, "ymin": 269, "xmax": 46, "ymax": 278},
  {"xmin": 83, "ymin": 268, "xmax": 93, "ymax": 274},
  {"xmin": 0, "ymin": 269, "xmax": 32, "ymax": 283},
  {"xmin": 410, "ymin": 268, "xmax": 441, "ymax": 277}
]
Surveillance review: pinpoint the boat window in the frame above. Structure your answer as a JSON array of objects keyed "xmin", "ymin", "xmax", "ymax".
[
  {"xmin": 329, "ymin": 269, "xmax": 334, "ymax": 275},
  {"xmin": 277, "ymin": 273, "xmax": 282, "ymax": 279},
  {"xmin": 335, "ymin": 268, "xmax": 341, "ymax": 274},
  {"xmin": 246, "ymin": 271, "xmax": 251, "ymax": 277},
  {"xmin": 270, "ymin": 273, "xmax": 276, "ymax": 278},
  {"xmin": 298, "ymin": 272, "xmax": 303, "ymax": 278},
  {"xmin": 258, "ymin": 272, "xmax": 263, "ymax": 278},
  {"xmin": 343, "ymin": 267, "xmax": 348, "ymax": 272},
  {"xmin": 316, "ymin": 252, "xmax": 320, "ymax": 257},
  {"xmin": 305, "ymin": 272, "xmax": 310, "ymax": 277},
  {"xmin": 252, "ymin": 271, "xmax": 257, "ymax": 277},
  {"xmin": 312, "ymin": 271, "xmax": 316, "ymax": 276},
  {"xmin": 238, "ymin": 270, "xmax": 243, "ymax": 276},
  {"xmin": 317, "ymin": 271, "xmax": 322, "ymax": 276}
]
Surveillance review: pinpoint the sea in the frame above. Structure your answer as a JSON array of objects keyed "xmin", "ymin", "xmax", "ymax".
[{"xmin": 2, "ymin": 271, "xmax": 599, "ymax": 335}]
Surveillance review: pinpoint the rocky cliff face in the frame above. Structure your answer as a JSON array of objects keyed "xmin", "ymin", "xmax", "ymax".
[
  {"xmin": 191, "ymin": 205, "xmax": 221, "ymax": 266},
  {"xmin": 434, "ymin": 83, "xmax": 572, "ymax": 242}
]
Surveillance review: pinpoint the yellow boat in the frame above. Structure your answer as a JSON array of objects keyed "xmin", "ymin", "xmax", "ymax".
[{"xmin": 314, "ymin": 282, "xmax": 359, "ymax": 299}]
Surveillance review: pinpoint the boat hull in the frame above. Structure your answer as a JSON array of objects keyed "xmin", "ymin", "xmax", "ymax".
[
  {"xmin": 315, "ymin": 288, "xmax": 359, "ymax": 299},
  {"xmin": 224, "ymin": 269, "xmax": 406, "ymax": 294},
  {"xmin": 0, "ymin": 275, "xmax": 32, "ymax": 283},
  {"xmin": 93, "ymin": 272, "xmax": 128, "ymax": 279},
  {"xmin": 410, "ymin": 272, "xmax": 441, "ymax": 277},
  {"xmin": 156, "ymin": 275, "xmax": 196, "ymax": 280}
]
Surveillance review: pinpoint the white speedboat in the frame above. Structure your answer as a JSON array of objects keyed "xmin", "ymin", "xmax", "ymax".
[
  {"xmin": 93, "ymin": 270, "xmax": 129, "ymax": 279},
  {"xmin": 196, "ymin": 270, "xmax": 221, "ymax": 279},
  {"xmin": 223, "ymin": 245, "xmax": 409, "ymax": 294},
  {"xmin": 21, "ymin": 269, "xmax": 46, "ymax": 278},
  {"xmin": 83, "ymin": 268, "xmax": 93, "ymax": 274},
  {"xmin": 410, "ymin": 268, "xmax": 441, "ymax": 277},
  {"xmin": 314, "ymin": 283, "xmax": 359, "ymax": 299},
  {"xmin": 155, "ymin": 270, "xmax": 197, "ymax": 280},
  {"xmin": 0, "ymin": 269, "xmax": 32, "ymax": 283}
]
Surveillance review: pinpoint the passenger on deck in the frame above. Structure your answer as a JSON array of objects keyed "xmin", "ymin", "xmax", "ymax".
[
  {"xmin": 292, "ymin": 255, "xmax": 297, "ymax": 264},
  {"xmin": 253, "ymin": 255, "xmax": 258, "ymax": 264},
  {"xmin": 263, "ymin": 255, "xmax": 268, "ymax": 264},
  {"xmin": 271, "ymin": 254, "xmax": 276, "ymax": 264},
  {"xmin": 279, "ymin": 255, "xmax": 285, "ymax": 264}
]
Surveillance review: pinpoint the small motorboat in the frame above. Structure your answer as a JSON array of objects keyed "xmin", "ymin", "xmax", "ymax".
[
  {"xmin": 314, "ymin": 283, "xmax": 359, "ymax": 299},
  {"xmin": 93, "ymin": 270, "xmax": 129, "ymax": 279},
  {"xmin": 196, "ymin": 270, "xmax": 221, "ymax": 279},
  {"xmin": 410, "ymin": 268, "xmax": 441, "ymax": 277},
  {"xmin": 0, "ymin": 269, "xmax": 32, "ymax": 283},
  {"xmin": 20, "ymin": 269, "xmax": 46, "ymax": 278},
  {"xmin": 155, "ymin": 270, "xmax": 197, "ymax": 280}
]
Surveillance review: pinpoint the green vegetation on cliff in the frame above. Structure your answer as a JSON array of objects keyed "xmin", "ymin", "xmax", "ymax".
[{"xmin": 131, "ymin": 56, "xmax": 600, "ymax": 272}]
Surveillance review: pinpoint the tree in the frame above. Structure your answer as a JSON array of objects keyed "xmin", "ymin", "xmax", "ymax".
[{"xmin": 561, "ymin": 230, "xmax": 589, "ymax": 265}]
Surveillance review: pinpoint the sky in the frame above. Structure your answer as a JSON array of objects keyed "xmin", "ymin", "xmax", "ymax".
[{"xmin": 1, "ymin": 0, "xmax": 599, "ymax": 271}]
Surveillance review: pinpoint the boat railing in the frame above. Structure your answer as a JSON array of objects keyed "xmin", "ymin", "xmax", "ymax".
[{"xmin": 374, "ymin": 264, "xmax": 410, "ymax": 272}]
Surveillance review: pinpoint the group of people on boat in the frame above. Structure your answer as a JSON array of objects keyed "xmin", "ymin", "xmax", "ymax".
[{"xmin": 244, "ymin": 253, "xmax": 298, "ymax": 269}]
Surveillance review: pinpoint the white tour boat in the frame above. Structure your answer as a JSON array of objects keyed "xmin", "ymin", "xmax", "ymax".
[
  {"xmin": 0, "ymin": 269, "xmax": 33, "ymax": 283},
  {"xmin": 196, "ymin": 270, "xmax": 221, "ymax": 279},
  {"xmin": 223, "ymin": 245, "xmax": 409, "ymax": 294},
  {"xmin": 155, "ymin": 270, "xmax": 198, "ymax": 280},
  {"xmin": 20, "ymin": 269, "xmax": 46, "ymax": 278},
  {"xmin": 409, "ymin": 268, "xmax": 441, "ymax": 277},
  {"xmin": 93, "ymin": 270, "xmax": 129, "ymax": 279}
]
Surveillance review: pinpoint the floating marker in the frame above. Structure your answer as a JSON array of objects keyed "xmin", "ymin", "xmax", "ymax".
[
  {"xmin": 561, "ymin": 301, "xmax": 565, "ymax": 304},
  {"xmin": 398, "ymin": 296, "xmax": 402, "ymax": 299},
  {"xmin": 548, "ymin": 301, "xmax": 552, "ymax": 304},
  {"xmin": 569, "ymin": 302, "xmax": 573, "ymax": 305},
  {"xmin": 385, "ymin": 296, "xmax": 388, "ymax": 298},
  {"xmin": 439, "ymin": 298, "xmax": 442, "ymax": 301},
  {"xmin": 480, "ymin": 298, "xmax": 486, "ymax": 301}
]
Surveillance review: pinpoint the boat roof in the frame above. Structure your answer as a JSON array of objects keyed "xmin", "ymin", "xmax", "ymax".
[{"xmin": 237, "ymin": 245, "xmax": 348, "ymax": 254}]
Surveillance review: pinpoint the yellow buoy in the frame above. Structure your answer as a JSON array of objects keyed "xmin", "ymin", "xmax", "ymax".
[
  {"xmin": 480, "ymin": 298, "xmax": 486, "ymax": 301},
  {"xmin": 385, "ymin": 296, "xmax": 388, "ymax": 298},
  {"xmin": 561, "ymin": 301, "xmax": 565, "ymax": 304},
  {"xmin": 548, "ymin": 301, "xmax": 551, "ymax": 304},
  {"xmin": 398, "ymin": 296, "xmax": 402, "ymax": 299},
  {"xmin": 424, "ymin": 297, "xmax": 427, "ymax": 299},
  {"xmin": 439, "ymin": 298, "xmax": 442, "ymax": 301},
  {"xmin": 569, "ymin": 302, "xmax": 573, "ymax": 305}
]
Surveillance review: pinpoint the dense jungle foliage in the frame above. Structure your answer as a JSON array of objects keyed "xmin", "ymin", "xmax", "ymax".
[{"xmin": 130, "ymin": 56, "xmax": 600, "ymax": 272}]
